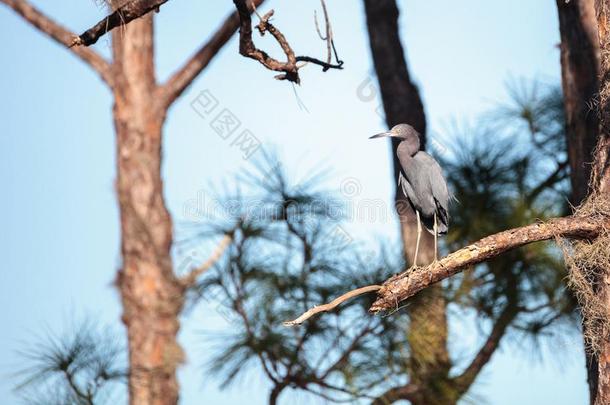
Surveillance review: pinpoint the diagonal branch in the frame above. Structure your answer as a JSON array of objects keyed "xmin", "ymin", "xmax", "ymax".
[
  {"xmin": 71, "ymin": 0, "xmax": 168, "ymax": 47},
  {"xmin": 285, "ymin": 214, "xmax": 607, "ymax": 325},
  {"xmin": 180, "ymin": 234, "xmax": 233, "ymax": 288},
  {"xmin": 370, "ymin": 215, "xmax": 606, "ymax": 312},
  {"xmin": 371, "ymin": 384, "xmax": 420, "ymax": 405},
  {"xmin": 158, "ymin": 0, "xmax": 265, "ymax": 109},
  {"xmin": 283, "ymin": 285, "xmax": 381, "ymax": 326},
  {"xmin": 452, "ymin": 303, "xmax": 518, "ymax": 394},
  {"xmin": 0, "ymin": 0, "xmax": 114, "ymax": 86}
]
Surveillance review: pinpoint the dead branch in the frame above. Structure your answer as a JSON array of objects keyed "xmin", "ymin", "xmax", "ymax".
[
  {"xmin": 233, "ymin": 0, "xmax": 343, "ymax": 84},
  {"xmin": 0, "ymin": 0, "xmax": 114, "ymax": 86},
  {"xmin": 370, "ymin": 215, "xmax": 605, "ymax": 312},
  {"xmin": 451, "ymin": 303, "xmax": 517, "ymax": 394},
  {"xmin": 310, "ymin": 0, "xmax": 344, "ymax": 72},
  {"xmin": 180, "ymin": 234, "xmax": 233, "ymax": 288},
  {"xmin": 283, "ymin": 285, "xmax": 381, "ymax": 326},
  {"xmin": 158, "ymin": 0, "xmax": 266, "ymax": 109},
  {"xmin": 71, "ymin": 0, "xmax": 168, "ymax": 47}
]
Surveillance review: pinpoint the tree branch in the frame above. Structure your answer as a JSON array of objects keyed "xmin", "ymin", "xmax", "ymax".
[
  {"xmin": 371, "ymin": 384, "xmax": 419, "ymax": 405},
  {"xmin": 452, "ymin": 303, "xmax": 518, "ymax": 394},
  {"xmin": 0, "ymin": 0, "xmax": 114, "ymax": 86},
  {"xmin": 158, "ymin": 0, "xmax": 265, "ymax": 109},
  {"xmin": 179, "ymin": 234, "xmax": 233, "ymax": 288},
  {"xmin": 71, "ymin": 0, "xmax": 168, "ymax": 47},
  {"xmin": 283, "ymin": 285, "xmax": 381, "ymax": 326},
  {"xmin": 370, "ymin": 215, "xmax": 606, "ymax": 312},
  {"xmin": 233, "ymin": 0, "xmax": 343, "ymax": 84}
]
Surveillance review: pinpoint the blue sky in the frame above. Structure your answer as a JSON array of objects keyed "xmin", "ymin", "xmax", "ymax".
[{"xmin": 0, "ymin": 1, "xmax": 587, "ymax": 404}]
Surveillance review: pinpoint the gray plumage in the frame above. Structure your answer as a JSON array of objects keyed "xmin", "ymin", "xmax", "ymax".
[{"xmin": 370, "ymin": 124, "xmax": 450, "ymax": 236}]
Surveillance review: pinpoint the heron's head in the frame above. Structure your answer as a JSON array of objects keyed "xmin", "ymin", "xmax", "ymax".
[{"xmin": 369, "ymin": 123, "xmax": 420, "ymax": 155}]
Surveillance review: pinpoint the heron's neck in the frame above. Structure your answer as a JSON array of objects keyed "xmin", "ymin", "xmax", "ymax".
[{"xmin": 397, "ymin": 140, "xmax": 419, "ymax": 157}]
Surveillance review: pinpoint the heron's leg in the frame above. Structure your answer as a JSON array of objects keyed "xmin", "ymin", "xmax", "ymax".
[
  {"xmin": 413, "ymin": 211, "xmax": 422, "ymax": 267},
  {"xmin": 434, "ymin": 212, "xmax": 438, "ymax": 262}
]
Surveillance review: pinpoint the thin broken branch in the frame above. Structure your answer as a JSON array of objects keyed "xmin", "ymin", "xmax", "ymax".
[
  {"xmin": 452, "ymin": 303, "xmax": 517, "ymax": 394},
  {"xmin": 71, "ymin": 0, "xmax": 168, "ymax": 47},
  {"xmin": 283, "ymin": 285, "xmax": 381, "ymax": 326},
  {"xmin": 180, "ymin": 234, "xmax": 233, "ymax": 288},
  {"xmin": 0, "ymin": 0, "xmax": 114, "ymax": 86},
  {"xmin": 311, "ymin": 0, "xmax": 344, "ymax": 72}
]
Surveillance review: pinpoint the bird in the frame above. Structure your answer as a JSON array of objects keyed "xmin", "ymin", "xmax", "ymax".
[{"xmin": 369, "ymin": 123, "xmax": 450, "ymax": 267}]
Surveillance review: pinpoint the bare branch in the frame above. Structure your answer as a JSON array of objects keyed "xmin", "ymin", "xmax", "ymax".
[
  {"xmin": 158, "ymin": 0, "xmax": 265, "ymax": 109},
  {"xmin": 180, "ymin": 234, "xmax": 232, "ymax": 288},
  {"xmin": 310, "ymin": 0, "xmax": 344, "ymax": 72},
  {"xmin": 283, "ymin": 285, "xmax": 381, "ymax": 326},
  {"xmin": 452, "ymin": 304, "xmax": 517, "ymax": 394},
  {"xmin": 233, "ymin": 1, "xmax": 299, "ymax": 83},
  {"xmin": 0, "ymin": 0, "xmax": 114, "ymax": 86},
  {"xmin": 233, "ymin": 0, "xmax": 343, "ymax": 84},
  {"xmin": 370, "ymin": 215, "xmax": 606, "ymax": 312},
  {"xmin": 371, "ymin": 384, "xmax": 420, "ymax": 405},
  {"xmin": 71, "ymin": 0, "xmax": 168, "ymax": 47}
]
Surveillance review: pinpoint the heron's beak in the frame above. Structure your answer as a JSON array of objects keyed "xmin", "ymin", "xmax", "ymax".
[{"xmin": 369, "ymin": 131, "xmax": 394, "ymax": 139}]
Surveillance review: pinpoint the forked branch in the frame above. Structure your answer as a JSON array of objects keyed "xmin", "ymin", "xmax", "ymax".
[{"xmin": 233, "ymin": 0, "xmax": 343, "ymax": 84}]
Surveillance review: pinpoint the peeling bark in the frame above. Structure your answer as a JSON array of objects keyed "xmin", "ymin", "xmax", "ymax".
[{"xmin": 112, "ymin": 15, "xmax": 184, "ymax": 405}]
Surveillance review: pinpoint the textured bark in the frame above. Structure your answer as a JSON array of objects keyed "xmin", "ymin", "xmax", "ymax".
[
  {"xmin": 590, "ymin": 3, "xmax": 610, "ymax": 404},
  {"xmin": 556, "ymin": 1, "xmax": 601, "ymax": 401},
  {"xmin": 2, "ymin": 1, "xmax": 260, "ymax": 404},
  {"xmin": 111, "ymin": 15, "xmax": 185, "ymax": 405},
  {"xmin": 557, "ymin": 0, "xmax": 600, "ymax": 204},
  {"xmin": 363, "ymin": 1, "xmax": 451, "ymax": 404},
  {"xmin": 371, "ymin": 215, "xmax": 605, "ymax": 312}
]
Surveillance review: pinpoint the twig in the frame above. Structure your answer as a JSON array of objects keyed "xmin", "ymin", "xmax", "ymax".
[
  {"xmin": 283, "ymin": 285, "xmax": 381, "ymax": 326},
  {"xmin": 180, "ymin": 234, "xmax": 233, "ymax": 287}
]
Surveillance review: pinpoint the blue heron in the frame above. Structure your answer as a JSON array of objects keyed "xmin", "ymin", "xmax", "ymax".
[{"xmin": 370, "ymin": 124, "xmax": 450, "ymax": 266}]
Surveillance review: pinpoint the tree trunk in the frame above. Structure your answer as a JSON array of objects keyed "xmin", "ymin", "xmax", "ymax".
[
  {"xmin": 556, "ymin": 2, "xmax": 601, "ymax": 401},
  {"xmin": 112, "ymin": 15, "xmax": 184, "ymax": 405},
  {"xmin": 363, "ymin": 1, "xmax": 452, "ymax": 403},
  {"xmin": 584, "ymin": 2, "xmax": 610, "ymax": 404},
  {"xmin": 557, "ymin": 0, "xmax": 601, "ymax": 205}
]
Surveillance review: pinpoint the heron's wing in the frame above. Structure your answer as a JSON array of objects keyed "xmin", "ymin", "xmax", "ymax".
[
  {"xmin": 402, "ymin": 152, "xmax": 449, "ymax": 234},
  {"xmin": 398, "ymin": 171, "xmax": 421, "ymax": 209},
  {"xmin": 416, "ymin": 152, "xmax": 450, "ymax": 223}
]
